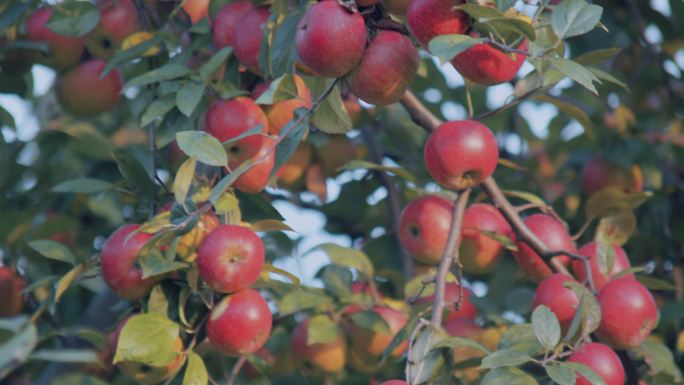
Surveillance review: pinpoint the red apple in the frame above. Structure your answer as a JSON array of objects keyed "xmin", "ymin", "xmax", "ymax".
[
  {"xmin": 206, "ymin": 288, "xmax": 272, "ymax": 355},
  {"xmin": 86, "ymin": 0, "xmax": 141, "ymax": 59},
  {"xmin": 350, "ymin": 306, "xmax": 408, "ymax": 358},
  {"xmin": 398, "ymin": 195, "xmax": 453, "ymax": 265},
  {"xmin": 423, "ymin": 120, "xmax": 500, "ymax": 189},
  {"xmin": 460, "ymin": 203, "xmax": 514, "ymax": 274},
  {"xmin": 416, "ymin": 283, "xmax": 478, "ymax": 321},
  {"xmin": 229, "ymin": 135, "xmax": 276, "ymax": 194},
  {"xmin": 100, "ymin": 224, "xmax": 160, "ymax": 300},
  {"xmin": 407, "ymin": 0, "xmax": 468, "ymax": 49},
  {"xmin": 512, "ymin": 213, "xmax": 575, "ymax": 283},
  {"xmin": 567, "ymin": 343, "xmax": 625, "ymax": 385},
  {"xmin": 252, "ymin": 75, "xmax": 312, "ymax": 135},
  {"xmin": 295, "ymin": 0, "xmax": 367, "ymax": 78},
  {"xmin": 451, "ymin": 39, "xmax": 529, "ymax": 85},
  {"xmin": 56, "ymin": 59, "xmax": 123, "ymax": 116},
  {"xmin": 580, "ymin": 156, "xmax": 643, "ymax": 195},
  {"xmin": 531, "ymin": 273, "xmax": 579, "ymax": 332},
  {"xmin": 212, "ymin": 1, "xmax": 254, "ymax": 49},
  {"xmin": 197, "ymin": 225, "xmax": 265, "ymax": 293},
  {"xmin": 573, "ymin": 242, "xmax": 632, "ymax": 291},
  {"xmin": 290, "ymin": 318, "xmax": 347, "ymax": 373},
  {"xmin": 596, "ymin": 277, "xmax": 657, "ymax": 349},
  {"xmin": 25, "ymin": 7, "xmax": 85, "ymax": 72},
  {"xmin": 348, "ymin": 30, "xmax": 419, "ymax": 106},
  {"xmin": 233, "ymin": 6, "xmax": 270, "ymax": 75},
  {"xmin": 444, "ymin": 317, "xmax": 481, "ymax": 338},
  {"xmin": 182, "ymin": 0, "xmax": 210, "ymax": 23},
  {"xmin": 205, "ymin": 96, "xmax": 270, "ymax": 143},
  {"xmin": 0, "ymin": 267, "xmax": 24, "ymax": 317}
]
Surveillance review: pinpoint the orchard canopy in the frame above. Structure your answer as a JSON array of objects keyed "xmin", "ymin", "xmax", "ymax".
[{"xmin": 1, "ymin": 0, "xmax": 683, "ymax": 385}]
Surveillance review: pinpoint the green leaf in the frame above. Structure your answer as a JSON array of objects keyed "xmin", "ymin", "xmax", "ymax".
[
  {"xmin": 148, "ymin": 285, "xmax": 170, "ymax": 315},
  {"xmin": 320, "ymin": 265, "xmax": 353, "ymax": 300},
  {"xmin": 636, "ymin": 275, "xmax": 677, "ymax": 291},
  {"xmin": 262, "ymin": 263, "xmax": 301, "ymax": 286},
  {"xmin": 546, "ymin": 363, "xmax": 577, "ymax": 385},
  {"xmin": 55, "ymin": 264, "xmax": 85, "ymax": 301},
  {"xmin": 564, "ymin": 362, "xmax": 607, "ymax": 385},
  {"xmin": 535, "ymin": 95, "xmax": 593, "ymax": 136},
  {"xmin": 498, "ymin": 324, "xmax": 543, "ymax": 355},
  {"xmin": 52, "ymin": 178, "xmax": 113, "ymax": 194},
  {"xmin": 139, "ymin": 251, "xmax": 188, "ymax": 278},
  {"xmin": 480, "ymin": 349, "xmax": 532, "ymax": 369},
  {"xmin": 0, "ymin": 324, "xmax": 38, "ymax": 379},
  {"xmin": 574, "ymin": 48, "xmax": 621, "ymax": 66},
  {"xmin": 633, "ymin": 340, "xmax": 682, "ymax": 379},
  {"xmin": 103, "ymin": 35, "xmax": 163, "ymax": 76},
  {"xmin": 381, "ymin": 315, "xmax": 418, "ymax": 362},
  {"xmin": 585, "ymin": 187, "xmax": 651, "ymax": 220},
  {"xmin": 311, "ymin": 79, "xmax": 352, "ymax": 134},
  {"xmin": 338, "ymin": 160, "xmax": 417, "ymax": 183},
  {"xmin": 176, "ymin": 82, "xmax": 205, "ymax": 117},
  {"xmin": 551, "ymin": 0, "xmax": 603, "ymax": 38},
  {"xmin": 198, "ymin": 46, "xmax": 232, "ymax": 81},
  {"xmin": 350, "ymin": 311, "xmax": 391, "ymax": 335},
  {"xmin": 564, "ymin": 281, "xmax": 601, "ymax": 339},
  {"xmin": 307, "ymin": 315, "xmax": 341, "ymax": 345},
  {"xmin": 254, "ymin": 74, "xmax": 300, "ymax": 105},
  {"xmin": 429, "ymin": 34, "xmax": 487, "ymax": 64},
  {"xmin": 176, "ymin": 131, "xmax": 228, "ymax": 167},
  {"xmin": 269, "ymin": 10, "xmax": 304, "ymax": 78},
  {"xmin": 30, "ymin": 349, "xmax": 98, "ymax": 364},
  {"xmin": 531, "ymin": 305, "xmax": 561, "ymax": 351},
  {"xmin": 476, "ymin": 17, "xmax": 536, "ymax": 41},
  {"xmin": 481, "ymin": 367, "xmax": 540, "ymax": 385},
  {"xmin": 407, "ymin": 325, "xmax": 443, "ymax": 385},
  {"xmin": 141, "ymin": 97, "xmax": 176, "ymax": 127},
  {"xmin": 182, "ymin": 351, "xmax": 208, "ymax": 385},
  {"xmin": 317, "ymin": 243, "xmax": 374, "ymax": 277},
  {"xmin": 125, "ymin": 64, "xmax": 193, "ymax": 89},
  {"xmin": 0, "ymin": 2, "xmax": 31, "ymax": 33},
  {"xmin": 46, "ymin": 1, "xmax": 100, "ymax": 37},
  {"xmin": 28, "ymin": 240, "xmax": 76, "ymax": 265},
  {"xmin": 454, "ymin": 4, "xmax": 506, "ymax": 19},
  {"xmin": 209, "ymin": 161, "xmax": 252, "ymax": 204},
  {"xmin": 113, "ymin": 149, "xmax": 157, "ymax": 199},
  {"xmin": 432, "ymin": 336, "xmax": 490, "ymax": 353},
  {"xmin": 549, "ymin": 57, "xmax": 600, "ymax": 95},
  {"xmin": 278, "ymin": 290, "xmax": 333, "ymax": 316},
  {"xmin": 173, "ymin": 157, "xmax": 196, "ymax": 205},
  {"xmin": 56, "ymin": 123, "xmax": 112, "ymax": 160},
  {"xmin": 52, "ymin": 374, "xmax": 109, "ymax": 385},
  {"xmin": 589, "ymin": 67, "xmax": 629, "ymax": 90},
  {"xmin": 271, "ymin": 108, "xmax": 309, "ymax": 177},
  {"xmin": 113, "ymin": 313, "xmax": 181, "ymax": 367},
  {"xmin": 221, "ymin": 124, "xmax": 265, "ymax": 146}
]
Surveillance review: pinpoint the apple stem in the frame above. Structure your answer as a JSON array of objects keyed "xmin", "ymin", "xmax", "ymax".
[{"xmin": 226, "ymin": 356, "xmax": 247, "ymax": 385}]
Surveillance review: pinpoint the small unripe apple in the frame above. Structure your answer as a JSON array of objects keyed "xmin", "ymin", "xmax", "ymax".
[
  {"xmin": 86, "ymin": 0, "xmax": 141, "ymax": 59},
  {"xmin": 206, "ymin": 288, "xmax": 273, "ymax": 356},
  {"xmin": 573, "ymin": 242, "xmax": 632, "ymax": 291},
  {"xmin": 596, "ymin": 277, "xmax": 657, "ymax": 349},
  {"xmin": 399, "ymin": 195, "xmax": 453, "ymax": 265},
  {"xmin": 295, "ymin": 0, "xmax": 368, "ymax": 78},
  {"xmin": 382, "ymin": 0, "xmax": 411, "ymax": 15},
  {"xmin": 350, "ymin": 306, "xmax": 408, "ymax": 358},
  {"xmin": 407, "ymin": 0, "xmax": 468, "ymax": 49},
  {"xmin": 26, "ymin": 7, "xmax": 85, "ymax": 72},
  {"xmin": 233, "ymin": 6, "xmax": 270, "ymax": 75},
  {"xmin": 580, "ymin": 156, "xmax": 643, "ymax": 195},
  {"xmin": 212, "ymin": 1, "xmax": 253, "ymax": 49},
  {"xmin": 182, "ymin": 0, "xmax": 210, "ymax": 23},
  {"xmin": 451, "ymin": 39, "xmax": 529, "ymax": 85},
  {"xmin": 177, "ymin": 211, "xmax": 220, "ymax": 262},
  {"xmin": 531, "ymin": 273, "xmax": 579, "ymax": 332},
  {"xmin": 566, "ymin": 343, "xmax": 625, "ymax": 385},
  {"xmin": 252, "ymin": 75, "xmax": 312, "ymax": 135},
  {"xmin": 460, "ymin": 203, "xmax": 514, "ymax": 274},
  {"xmin": 197, "ymin": 225, "xmax": 264, "ymax": 293},
  {"xmin": 0, "ymin": 267, "xmax": 24, "ymax": 317},
  {"xmin": 100, "ymin": 224, "xmax": 160, "ymax": 300},
  {"xmin": 512, "ymin": 213, "xmax": 575, "ymax": 283},
  {"xmin": 415, "ymin": 283, "xmax": 478, "ymax": 321},
  {"xmin": 317, "ymin": 136, "xmax": 358, "ymax": 177},
  {"xmin": 56, "ymin": 59, "xmax": 123, "ymax": 116},
  {"xmin": 348, "ymin": 30, "xmax": 419, "ymax": 106},
  {"xmin": 290, "ymin": 318, "xmax": 347, "ymax": 373},
  {"xmin": 424, "ymin": 120, "xmax": 499, "ymax": 189}
]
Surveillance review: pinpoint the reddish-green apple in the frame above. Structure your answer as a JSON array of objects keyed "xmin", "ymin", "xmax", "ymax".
[
  {"xmin": 580, "ymin": 156, "xmax": 643, "ymax": 195},
  {"xmin": 424, "ymin": 120, "xmax": 500, "ymax": 189},
  {"xmin": 567, "ymin": 343, "xmax": 625, "ymax": 385},
  {"xmin": 290, "ymin": 318, "xmax": 347, "ymax": 373},
  {"xmin": 196, "ymin": 225, "xmax": 265, "ymax": 293},
  {"xmin": 56, "ymin": 59, "xmax": 123, "ymax": 116},
  {"xmin": 87, "ymin": 0, "xmax": 141, "ymax": 59},
  {"xmin": 460, "ymin": 203, "xmax": 514, "ymax": 274},
  {"xmin": 252, "ymin": 75, "xmax": 312, "ymax": 135},
  {"xmin": 532, "ymin": 273, "xmax": 579, "ymax": 332},
  {"xmin": 451, "ymin": 39, "xmax": 529, "ymax": 85},
  {"xmin": 26, "ymin": 7, "xmax": 85, "ymax": 72},
  {"xmin": 407, "ymin": 0, "xmax": 468, "ymax": 49},
  {"xmin": 206, "ymin": 288, "xmax": 272, "ymax": 355},
  {"xmin": 212, "ymin": 1, "xmax": 253, "ymax": 48},
  {"xmin": 573, "ymin": 241, "xmax": 632, "ymax": 291},
  {"xmin": 348, "ymin": 30, "xmax": 419, "ymax": 106},
  {"xmin": 0, "ymin": 267, "xmax": 24, "ymax": 317},
  {"xmin": 398, "ymin": 195, "xmax": 453, "ymax": 265},
  {"xmin": 416, "ymin": 283, "xmax": 478, "ymax": 321},
  {"xmin": 233, "ymin": 6, "xmax": 270, "ymax": 75},
  {"xmin": 295, "ymin": 0, "xmax": 367, "ymax": 78},
  {"xmin": 350, "ymin": 306, "xmax": 408, "ymax": 358}
]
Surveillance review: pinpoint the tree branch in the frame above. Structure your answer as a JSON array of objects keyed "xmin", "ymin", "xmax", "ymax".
[{"xmin": 226, "ymin": 356, "xmax": 246, "ymax": 385}]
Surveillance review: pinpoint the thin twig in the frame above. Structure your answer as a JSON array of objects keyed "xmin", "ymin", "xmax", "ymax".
[{"xmin": 226, "ymin": 356, "xmax": 247, "ymax": 385}]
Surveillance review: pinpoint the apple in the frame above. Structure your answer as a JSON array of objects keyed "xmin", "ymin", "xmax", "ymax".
[
  {"xmin": 512, "ymin": 213, "xmax": 575, "ymax": 283},
  {"xmin": 347, "ymin": 30, "xmax": 419, "ymax": 106},
  {"xmin": 415, "ymin": 283, "xmax": 478, "ymax": 321},
  {"xmin": 251, "ymin": 75, "xmax": 312, "ymax": 135},
  {"xmin": 566, "ymin": 343, "xmax": 625, "ymax": 385},
  {"xmin": 182, "ymin": 0, "xmax": 210, "ymax": 23},
  {"xmin": 580, "ymin": 156, "xmax": 643, "ymax": 195},
  {"xmin": 0, "ymin": 267, "xmax": 24, "ymax": 317},
  {"xmin": 100, "ymin": 224, "xmax": 160, "ymax": 300},
  {"xmin": 460, "ymin": 203, "xmax": 514, "ymax": 274},
  {"xmin": 406, "ymin": 0, "xmax": 468, "ymax": 49},
  {"xmin": 197, "ymin": 225, "xmax": 265, "ymax": 293},
  {"xmin": 344, "ymin": 94, "xmax": 363, "ymax": 125},
  {"xmin": 86, "ymin": 0, "xmax": 141, "ymax": 59},
  {"xmin": 233, "ymin": 6, "xmax": 270, "ymax": 75},
  {"xmin": 344, "ymin": 281, "xmax": 378, "ymax": 316},
  {"xmin": 451, "ymin": 39, "xmax": 529, "ymax": 85},
  {"xmin": 573, "ymin": 242, "xmax": 632, "ymax": 291},
  {"xmin": 206, "ymin": 288, "xmax": 273, "ymax": 355},
  {"xmin": 205, "ymin": 96, "xmax": 270, "ymax": 143},
  {"xmin": 295, "ymin": 0, "xmax": 367, "ymax": 78},
  {"xmin": 531, "ymin": 273, "xmax": 579, "ymax": 332},
  {"xmin": 212, "ymin": 1, "xmax": 253, "ymax": 49},
  {"xmin": 444, "ymin": 318, "xmax": 485, "ymax": 381},
  {"xmin": 176, "ymin": 211, "xmax": 220, "ymax": 262},
  {"xmin": 398, "ymin": 195, "xmax": 453, "ymax": 265},
  {"xmin": 25, "ymin": 7, "xmax": 85, "ymax": 72},
  {"xmin": 290, "ymin": 318, "xmax": 347, "ymax": 373},
  {"xmin": 278, "ymin": 142, "xmax": 314, "ymax": 187},
  {"xmin": 317, "ymin": 136, "xmax": 358, "ymax": 177},
  {"xmin": 596, "ymin": 277, "xmax": 657, "ymax": 349},
  {"xmin": 56, "ymin": 59, "xmax": 123, "ymax": 116},
  {"xmin": 229, "ymin": 135, "xmax": 276, "ymax": 194},
  {"xmin": 350, "ymin": 306, "xmax": 408, "ymax": 358},
  {"xmin": 424, "ymin": 120, "xmax": 500, "ymax": 189},
  {"xmin": 382, "ymin": 0, "xmax": 411, "ymax": 15}
]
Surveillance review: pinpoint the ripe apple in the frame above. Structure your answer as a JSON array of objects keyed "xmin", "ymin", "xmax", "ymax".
[
  {"xmin": 350, "ymin": 306, "xmax": 408, "ymax": 358},
  {"xmin": 423, "ymin": 120, "xmax": 500, "ymax": 189},
  {"xmin": 382, "ymin": 0, "xmax": 411, "ymax": 15},
  {"xmin": 596, "ymin": 277, "xmax": 657, "ymax": 349},
  {"xmin": 56, "ymin": 59, "xmax": 123, "ymax": 116},
  {"xmin": 398, "ymin": 195, "xmax": 453, "ymax": 265},
  {"xmin": 415, "ymin": 283, "xmax": 478, "ymax": 321},
  {"xmin": 290, "ymin": 318, "xmax": 347, "ymax": 373},
  {"xmin": 233, "ymin": 6, "xmax": 270, "ymax": 75},
  {"xmin": 251, "ymin": 75, "xmax": 312, "ymax": 135},
  {"xmin": 318, "ymin": 136, "xmax": 358, "ymax": 177},
  {"xmin": 86, "ymin": 0, "xmax": 141, "ymax": 59},
  {"xmin": 567, "ymin": 343, "xmax": 625, "ymax": 385},
  {"xmin": 176, "ymin": 211, "xmax": 220, "ymax": 262},
  {"xmin": 205, "ymin": 96, "xmax": 270, "ymax": 143},
  {"xmin": 573, "ymin": 242, "xmax": 632, "ymax": 291},
  {"xmin": 0, "ymin": 267, "xmax": 24, "ymax": 317},
  {"xmin": 460, "ymin": 203, "xmax": 514, "ymax": 274},
  {"xmin": 580, "ymin": 156, "xmax": 643, "ymax": 195},
  {"xmin": 295, "ymin": 0, "xmax": 367, "ymax": 78},
  {"xmin": 25, "ymin": 7, "xmax": 85, "ymax": 72},
  {"xmin": 512, "ymin": 213, "xmax": 575, "ymax": 283},
  {"xmin": 531, "ymin": 273, "xmax": 579, "ymax": 332},
  {"xmin": 451, "ymin": 39, "xmax": 529, "ymax": 85},
  {"xmin": 229, "ymin": 135, "xmax": 276, "ymax": 194},
  {"xmin": 347, "ymin": 30, "xmax": 419, "ymax": 106},
  {"xmin": 197, "ymin": 225, "xmax": 265, "ymax": 293},
  {"xmin": 407, "ymin": 0, "xmax": 468, "ymax": 49},
  {"xmin": 182, "ymin": 0, "xmax": 210, "ymax": 23},
  {"xmin": 212, "ymin": 1, "xmax": 253, "ymax": 49},
  {"xmin": 100, "ymin": 224, "xmax": 160, "ymax": 300},
  {"xmin": 206, "ymin": 288, "xmax": 272, "ymax": 355},
  {"xmin": 278, "ymin": 142, "xmax": 314, "ymax": 187}
]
